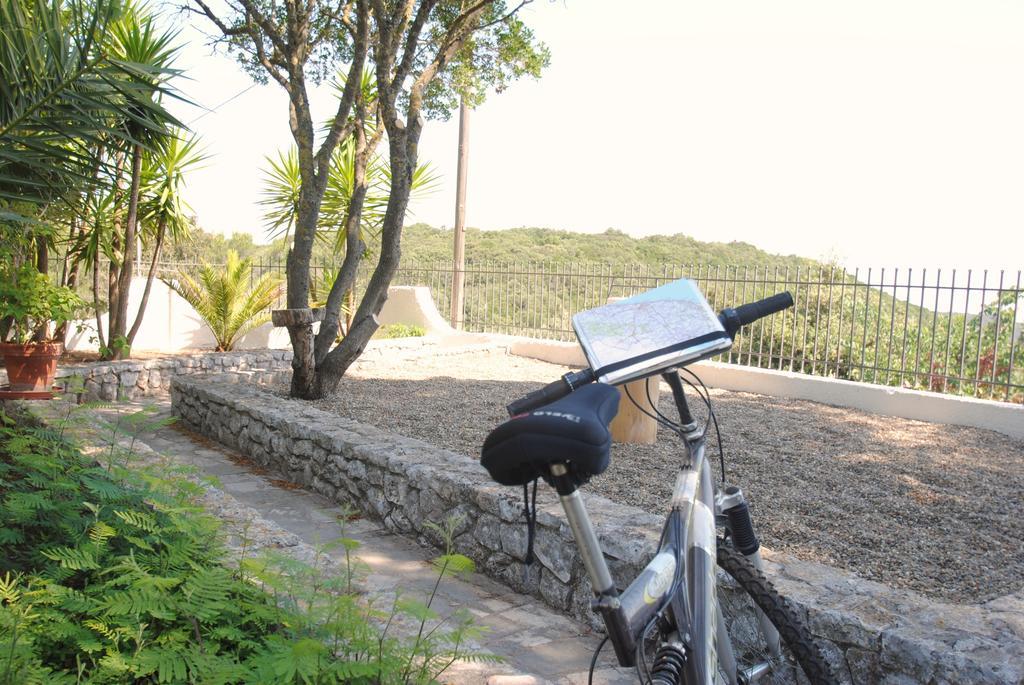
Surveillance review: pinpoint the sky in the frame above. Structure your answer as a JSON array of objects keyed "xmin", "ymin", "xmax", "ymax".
[{"xmin": 165, "ymin": 0, "xmax": 1024, "ymax": 273}]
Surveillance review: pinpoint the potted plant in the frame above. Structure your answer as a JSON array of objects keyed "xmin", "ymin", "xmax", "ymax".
[{"xmin": 0, "ymin": 263, "xmax": 84, "ymax": 392}]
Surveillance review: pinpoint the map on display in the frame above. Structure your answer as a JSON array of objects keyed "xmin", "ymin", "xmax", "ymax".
[{"xmin": 572, "ymin": 279, "xmax": 732, "ymax": 385}]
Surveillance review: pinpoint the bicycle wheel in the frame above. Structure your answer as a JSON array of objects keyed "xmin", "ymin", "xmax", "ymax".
[{"xmin": 715, "ymin": 543, "xmax": 837, "ymax": 685}]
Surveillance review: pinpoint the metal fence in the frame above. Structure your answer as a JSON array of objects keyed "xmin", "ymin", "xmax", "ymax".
[{"xmin": 152, "ymin": 258, "xmax": 1023, "ymax": 404}]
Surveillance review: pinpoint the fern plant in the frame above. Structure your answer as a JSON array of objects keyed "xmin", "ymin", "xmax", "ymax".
[
  {"xmin": 0, "ymin": 405, "xmax": 496, "ymax": 684},
  {"xmin": 162, "ymin": 250, "xmax": 283, "ymax": 351}
]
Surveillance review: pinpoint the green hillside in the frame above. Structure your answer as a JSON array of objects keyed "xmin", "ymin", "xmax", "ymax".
[
  {"xmin": 159, "ymin": 223, "xmax": 823, "ymax": 270},
  {"xmin": 398, "ymin": 223, "xmax": 820, "ymax": 268}
]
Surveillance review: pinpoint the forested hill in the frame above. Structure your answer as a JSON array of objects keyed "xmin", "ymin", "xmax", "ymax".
[
  {"xmin": 398, "ymin": 223, "xmax": 820, "ymax": 268},
  {"xmin": 160, "ymin": 223, "xmax": 822, "ymax": 270}
]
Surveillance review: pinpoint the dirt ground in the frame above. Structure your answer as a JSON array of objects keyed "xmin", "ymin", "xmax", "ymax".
[{"xmin": 292, "ymin": 349, "xmax": 1024, "ymax": 604}]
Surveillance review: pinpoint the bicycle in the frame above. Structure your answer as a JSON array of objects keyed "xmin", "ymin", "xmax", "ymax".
[{"xmin": 481, "ymin": 289, "xmax": 838, "ymax": 685}]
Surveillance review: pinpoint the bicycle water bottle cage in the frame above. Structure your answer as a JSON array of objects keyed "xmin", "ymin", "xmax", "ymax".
[{"xmin": 481, "ymin": 383, "xmax": 620, "ymax": 487}]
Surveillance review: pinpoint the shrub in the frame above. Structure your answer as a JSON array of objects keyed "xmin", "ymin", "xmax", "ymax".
[
  {"xmin": 0, "ymin": 407, "xmax": 492, "ymax": 683},
  {"xmin": 162, "ymin": 250, "xmax": 283, "ymax": 351},
  {"xmin": 374, "ymin": 324, "xmax": 426, "ymax": 339}
]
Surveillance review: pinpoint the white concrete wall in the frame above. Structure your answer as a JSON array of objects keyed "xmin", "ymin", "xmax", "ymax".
[
  {"xmin": 506, "ymin": 337, "xmax": 1024, "ymax": 440},
  {"xmin": 376, "ymin": 285, "xmax": 454, "ymax": 335},
  {"xmin": 66, "ymin": 277, "xmax": 293, "ymax": 353},
  {"xmin": 65, "ymin": 280, "xmax": 453, "ymax": 353}
]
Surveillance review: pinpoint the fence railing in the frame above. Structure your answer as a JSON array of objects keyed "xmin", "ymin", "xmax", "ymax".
[{"xmin": 152, "ymin": 259, "xmax": 1023, "ymax": 404}]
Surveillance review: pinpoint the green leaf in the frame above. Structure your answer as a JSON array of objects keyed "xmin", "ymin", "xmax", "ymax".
[{"xmin": 432, "ymin": 553, "xmax": 476, "ymax": 578}]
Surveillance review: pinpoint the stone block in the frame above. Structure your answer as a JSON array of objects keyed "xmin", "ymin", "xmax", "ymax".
[
  {"xmin": 538, "ymin": 569, "xmax": 573, "ymax": 611},
  {"xmin": 534, "ymin": 530, "xmax": 574, "ymax": 584},
  {"xmin": 344, "ymin": 457, "xmax": 366, "ymax": 480},
  {"xmin": 473, "ymin": 514, "xmax": 502, "ymax": 552},
  {"xmin": 817, "ymin": 639, "xmax": 854, "ymax": 684},
  {"xmin": 99, "ymin": 381, "xmax": 117, "ymax": 401},
  {"xmin": 880, "ymin": 630, "xmax": 936, "ymax": 683},
  {"xmin": 365, "ymin": 466, "xmax": 384, "ymax": 486},
  {"xmin": 846, "ymin": 646, "xmax": 882, "ymax": 684},
  {"xmin": 383, "ymin": 473, "xmax": 405, "ymax": 504},
  {"xmin": 808, "ymin": 607, "xmax": 880, "ymax": 651},
  {"xmin": 499, "ymin": 520, "xmax": 528, "ymax": 560}
]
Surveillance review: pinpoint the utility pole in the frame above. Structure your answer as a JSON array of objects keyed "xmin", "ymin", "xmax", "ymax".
[{"xmin": 450, "ymin": 96, "xmax": 470, "ymax": 329}]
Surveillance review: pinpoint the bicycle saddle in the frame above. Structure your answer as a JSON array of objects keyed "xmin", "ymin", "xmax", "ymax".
[{"xmin": 481, "ymin": 383, "xmax": 620, "ymax": 487}]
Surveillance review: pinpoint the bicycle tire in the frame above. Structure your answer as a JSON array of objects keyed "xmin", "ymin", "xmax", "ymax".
[{"xmin": 715, "ymin": 543, "xmax": 838, "ymax": 685}]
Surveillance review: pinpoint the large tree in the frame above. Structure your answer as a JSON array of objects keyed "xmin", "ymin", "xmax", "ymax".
[{"xmin": 189, "ymin": 0, "xmax": 547, "ymax": 398}]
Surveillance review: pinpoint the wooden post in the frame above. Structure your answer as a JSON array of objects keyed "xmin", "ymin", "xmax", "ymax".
[
  {"xmin": 450, "ymin": 97, "xmax": 470, "ymax": 329},
  {"xmin": 604, "ymin": 295, "xmax": 659, "ymax": 444},
  {"xmin": 610, "ymin": 376, "xmax": 659, "ymax": 444}
]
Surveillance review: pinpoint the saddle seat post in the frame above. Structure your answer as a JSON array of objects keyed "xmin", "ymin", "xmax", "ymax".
[
  {"xmin": 549, "ymin": 464, "xmax": 636, "ymax": 665},
  {"xmin": 548, "ymin": 463, "xmax": 616, "ymax": 596}
]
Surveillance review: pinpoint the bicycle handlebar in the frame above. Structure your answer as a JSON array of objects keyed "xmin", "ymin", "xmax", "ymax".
[
  {"xmin": 718, "ymin": 291, "xmax": 794, "ymax": 339},
  {"xmin": 506, "ymin": 368, "xmax": 595, "ymax": 416},
  {"xmin": 505, "ymin": 292, "xmax": 794, "ymax": 416}
]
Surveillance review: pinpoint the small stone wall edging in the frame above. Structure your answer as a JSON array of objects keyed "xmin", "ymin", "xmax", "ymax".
[
  {"xmin": 54, "ymin": 349, "xmax": 294, "ymax": 401},
  {"xmin": 171, "ymin": 374, "xmax": 1023, "ymax": 685}
]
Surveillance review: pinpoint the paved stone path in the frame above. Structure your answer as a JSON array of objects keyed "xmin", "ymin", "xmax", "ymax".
[{"xmin": 107, "ymin": 398, "xmax": 634, "ymax": 685}]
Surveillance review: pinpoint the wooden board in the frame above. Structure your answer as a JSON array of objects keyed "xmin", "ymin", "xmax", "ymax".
[{"xmin": 609, "ymin": 377, "xmax": 658, "ymax": 444}]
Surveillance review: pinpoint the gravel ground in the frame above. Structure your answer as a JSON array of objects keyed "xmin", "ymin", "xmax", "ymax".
[{"xmin": 295, "ymin": 348, "xmax": 1024, "ymax": 604}]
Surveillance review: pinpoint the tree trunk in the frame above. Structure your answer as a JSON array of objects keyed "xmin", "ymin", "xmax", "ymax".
[
  {"xmin": 101, "ymin": 151, "xmax": 127, "ymax": 360},
  {"xmin": 30, "ymin": 235, "xmax": 50, "ymax": 342},
  {"xmin": 55, "ymin": 220, "xmax": 85, "ymax": 343},
  {"xmin": 111, "ymin": 142, "xmax": 143, "ymax": 359},
  {"xmin": 93, "ymin": 247, "xmax": 106, "ymax": 352},
  {"xmin": 313, "ymin": 131, "xmax": 415, "ymax": 397},
  {"xmin": 313, "ymin": 123, "xmax": 372, "ymax": 364},
  {"xmin": 126, "ymin": 216, "xmax": 166, "ymax": 346},
  {"xmin": 285, "ymin": 181, "xmax": 325, "ymax": 398}
]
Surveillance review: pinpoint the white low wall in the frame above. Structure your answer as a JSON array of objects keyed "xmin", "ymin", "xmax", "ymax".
[
  {"xmin": 375, "ymin": 285, "xmax": 454, "ymax": 335},
  {"xmin": 66, "ymin": 278, "xmax": 292, "ymax": 353},
  {"xmin": 65, "ymin": 281, "xmax": 453, "ymax": 354},
  {"xmin": 507, "ymin": 337, "xmax": 1024, "ymax": 440}
]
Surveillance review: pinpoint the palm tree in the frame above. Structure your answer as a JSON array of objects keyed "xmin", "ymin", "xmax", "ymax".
[
  {"xmin": 104, "ymin": 3, "xmax": 184, "ymax": 356},
  {"xmin": 259, "ymin": 68, "xmax": 441, "ymax": 253},
  {"xmin": 259, "ymin": 141, "xmax": 440, "ymax": 259},
  {"xmin": 163, "ymin": 251, "xmax": 283, "ymax": 351},
  {"xmin": 0, "ymin": 0, "xmax": 178, "ymax": 213},
  {"xmin": 2, "ymin": 0, "xmax": 191, "ymax": 358},
  {"xmin": 125, "ymin": 129, "xmax": 205, "ymax": 345}
]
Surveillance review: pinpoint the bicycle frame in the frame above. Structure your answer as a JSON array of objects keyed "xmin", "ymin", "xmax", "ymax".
[{"xmin": 549, "ymin": 388, "xmax": 781, "ymax": 684}]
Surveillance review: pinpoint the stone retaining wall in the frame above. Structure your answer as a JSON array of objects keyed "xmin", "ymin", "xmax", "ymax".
[
  {"xmin": 171, "ymin": 374, "xmax": 1023, "ymax": 685},
  {"xmin": 54, "ymin": 349, "xmax": 293, "ymax": 401}
]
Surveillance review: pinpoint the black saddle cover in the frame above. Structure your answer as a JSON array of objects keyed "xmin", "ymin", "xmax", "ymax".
[{"xmin": 481, "ymin": 383, "xmax": 620, "ymax": 487}]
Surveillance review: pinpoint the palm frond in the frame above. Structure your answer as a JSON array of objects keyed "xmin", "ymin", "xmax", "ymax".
[
  {"xmin": 0, "ymin": 0, "xmax": 186, "ymax": 212},
  {"xmin": 161, "ymin": 250, "xmax": 283, "ymax": 351},
  {"xmin": 258, "ymin": 148, "xmax": 301, "ymax": 243}
]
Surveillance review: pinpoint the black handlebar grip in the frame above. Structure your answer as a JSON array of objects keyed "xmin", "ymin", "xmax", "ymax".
[
  {"xmin": 506, "ymin": 378, "xmax": 571, "ymax": 416},
  {"xmin": 733, "ymin": 291, "xmax": 794, "ymax": 327}
]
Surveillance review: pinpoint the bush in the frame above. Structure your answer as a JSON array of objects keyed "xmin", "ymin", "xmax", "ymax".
[
  {"xmin": 0, "ymin": 408, "xmax": 491, "ymax": 683},
  {"xmin": 374, "ymin": 324, "xmax": 426, "ymax": 339}
]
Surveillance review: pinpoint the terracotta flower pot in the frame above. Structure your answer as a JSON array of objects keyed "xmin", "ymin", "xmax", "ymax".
[{"xmin": 0, "ymin": 341, "xmax": 63, "ymax": 391}]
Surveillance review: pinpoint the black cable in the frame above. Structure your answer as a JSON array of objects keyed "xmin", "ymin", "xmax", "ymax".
[
  {"xmin": 679, "ymin": 367, "xmax": 713, "ymax": 408},
  {"xmin": 588, "ymin": 635, "xmax": 609, "ymax": 685},
  {"xmin": 678, "ymin": 368, "xmax": 727, "ymax": 483},
  {"xmin": 635, "ymin": 614, "xmax": 658, "ymax": 684},
  {"xmin": 187, "ymin": 83, "xmax": 258, "ymax": 125},
  {"xmin": 678, "ymin": 369, "xmax": 712, "ymax": 418},
  {"xmin": 624, "ymin": 383, "xmax": 682, "ymax": 434},
  {"xmin": 645, "ymin": 375, "xmax": 682, "ymax": 429}
]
